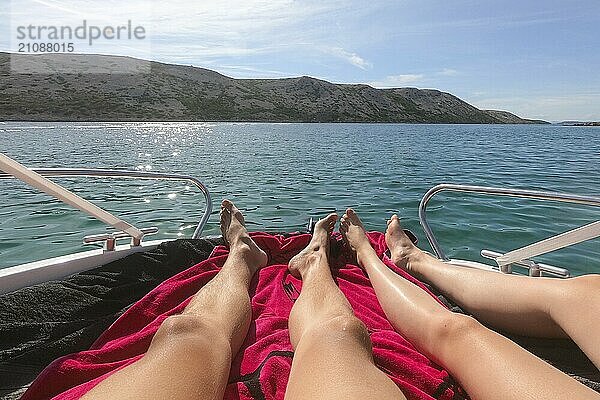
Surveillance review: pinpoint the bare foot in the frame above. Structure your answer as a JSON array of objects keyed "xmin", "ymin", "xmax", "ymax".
[
  {"xmin": 220, "ymin": 199, "xmax": 267, "ymax": 272},
  {"xmin": 385, "ymin": 214, "xmax": 425, "ymax": 275},
  {"xmin": 339, "ymin": 208, "xmax": 373, "ymax": 267},
  {"xmin": 288, "ymin": 213, "xmax": 337, "ymax": 279}
]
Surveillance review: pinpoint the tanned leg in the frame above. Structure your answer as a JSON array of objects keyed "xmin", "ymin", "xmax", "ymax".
[
  {"xmin": 385, "ymin": 213, "xmax": 600, "ymax": 369},
  {"xmin": 82, "ymin": 200, "xmax": 267, "ymax": 400},
  {"xmin": 284, "ymin": 213, "xmax": 407, "ymax": 400},
  {"xmin": 341, "ymin": 209, "xmax": 599, "ymax": 400}
]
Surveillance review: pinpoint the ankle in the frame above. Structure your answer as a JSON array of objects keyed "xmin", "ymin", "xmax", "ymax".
[
  {"xmin": 353, "ymin": 236, "xmax": 373, "ymax": 253},
  {"xmin": 229, "ymin": 239, "xmax": 251, "ymax": 254},
  {"xmin": 302, "ymin": 258, "xmax": 329, "ymax": 279},
  {"xmin": 390, "ymin": 245, "xmax": 425, "ymax": 272},
  {"xmin": 355, "ymin": 243, "xmax": 377, "ymax": 264},
  {"xmin": 406, "ymin": 251, "xmax": 432, "ymax": 278}
]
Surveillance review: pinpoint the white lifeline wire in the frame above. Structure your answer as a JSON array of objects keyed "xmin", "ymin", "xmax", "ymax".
[
  {"xmin": 0, "ymin": 153, "xmax": 144, "ymax": 240},
  {"xmin": 497, "ymin": 220, "xmax": 600, "ymax": 267}
]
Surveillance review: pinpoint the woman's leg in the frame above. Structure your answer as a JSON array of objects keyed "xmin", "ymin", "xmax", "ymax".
[
  {"xmin": 384, "ymin": 213, "xmax": 600, "ymax": 368},
  {"xmin": 340, "ymin": 209, "xmax": 599, "ymax": 400},
  {"xmin": 284, "ymin": 213, "xmax": 407, "ymax": 400},
  {"xmin": 82, "ymin": 200, "xmax": 267, "ymax": 400}
]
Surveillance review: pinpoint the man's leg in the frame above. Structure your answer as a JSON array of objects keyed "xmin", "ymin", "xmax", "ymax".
[
  {"xmin": 284, "ymin": 213, "xmax": 407, "ymax": 400},
  {"xmin": 340, "ymin": 209, "xmax": 599, "ymax": 400},
  {"xmin": 384, "ymin": 213, "xmax": 600, "ymax": 368},
  {"xmin": 82, "ymin": 200, "xmax": 267, "ymax": 400}
]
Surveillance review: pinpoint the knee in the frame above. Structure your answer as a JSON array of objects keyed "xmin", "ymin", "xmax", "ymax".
[
  {"xmin": 309, "ymin": 315, "xmax": 372, "ymax": 350},
  {"xmin": 569, "ymin": 274, "xmax": 600, "ymax": 289},
  {"xmin": 566, "ymin": 275, "xmax": 600, "ymax": 302},
  {"xmin": 429, "ymin": 313, "xmax": 481, "ymax": 351},
  {"xmin": 151, "ymin": 315, "xmax": 230, "ymax": 356}
]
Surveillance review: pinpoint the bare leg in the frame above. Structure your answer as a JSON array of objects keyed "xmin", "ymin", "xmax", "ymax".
[
  {"xmin": 385, "ymin": 214, "xmax": 600, "ymax": 368},
  {"xmin": 82, "ymin": 200, "xmax": 267, "ymax": 400},
  {"xmin": 284, "ymin": 213, "xmax": 407, "ymax": 400},
  {"xmin": 341, "ymin": 209, "xmax": 599, "ymax": 400}
]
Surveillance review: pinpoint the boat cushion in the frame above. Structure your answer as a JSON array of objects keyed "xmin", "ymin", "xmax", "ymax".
[
  {"xmin": 2, "ymin": 233, "xmax": 598, "ymax": 399},
  {"xmin": 0, "ymin": 238, "xmax": 220, "ymax": 400},
  {"xmin": 19, "ymin": 232, "xmax": 468, "ymax": 400}
]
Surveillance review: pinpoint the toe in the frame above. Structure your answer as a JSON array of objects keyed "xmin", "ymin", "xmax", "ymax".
[
  {"xmin": 339, "ymin": 221, "xmax": 347, "ymax": 232},
  {"xmin": 220, "ymin": 205, "xmax": 228, "ymax": 221},
  {"xmin": 386, "ymin": 215, "xmax": 395, "ymax": 226},
  {"xmin": 347, "ymin": 208, "xmax": 361, "ymax": 224},
  {"xmin": 222, "ymin": 199, "xmax": 232, "ymax": 208},
  {"xmin": 221, "ymin": 200, "xmax": 234, "ymax": 215},
  {"xmin": 316, "ymin": 213, "xmax": 337, "ymax": 231}
]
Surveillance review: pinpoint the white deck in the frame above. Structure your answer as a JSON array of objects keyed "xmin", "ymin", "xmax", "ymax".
[{"xmin": 0, "ymin": 239, "xmax": 169, "ymax": 295}]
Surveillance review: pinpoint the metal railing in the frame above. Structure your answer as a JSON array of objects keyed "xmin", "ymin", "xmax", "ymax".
[
  {"xmin": 480, "ymin": 249, "xmax": 571, "ymax": 277},
  {"xmin": 418, "ymin": 184, "xmax": 600, "ymax": 274},
  {"xmin": 0, "ymin": 168, "xmax": 213, "ymax": 239}
]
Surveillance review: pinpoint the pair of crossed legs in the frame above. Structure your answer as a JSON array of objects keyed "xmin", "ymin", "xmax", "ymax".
[{"xmin": 83, "ymin": 201, "xmax": 600, "ymax": 400}]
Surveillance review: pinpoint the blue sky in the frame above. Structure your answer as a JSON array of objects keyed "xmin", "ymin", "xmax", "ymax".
[{"xmin": 2, "ymin": 0, "xmax": 599, "ymax": 121}]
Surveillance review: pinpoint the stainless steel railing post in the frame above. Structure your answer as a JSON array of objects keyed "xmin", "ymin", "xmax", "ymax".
[
  {"xmin": 0, "ymin": 168, "xmax": 213, "ymax": 239},
  {"xmin": 418, "ymin": 184, "xmax": 600, "ymax": 268}
]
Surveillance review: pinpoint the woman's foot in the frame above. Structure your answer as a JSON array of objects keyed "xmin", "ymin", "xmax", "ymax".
[
  {"xmin": 220, "ymin": 199, "xmax": 268, "ymax": 273},
  {"xmin": 385, "ymin": 214, "xmax": 425, "ymax": 276},
  {"xmin": 288, "ymin": 213, "xmax": 337, "ymax": 279},
  {"xmin": 339, "ymin": 208, "xmax": 375, "ymax": 268}
]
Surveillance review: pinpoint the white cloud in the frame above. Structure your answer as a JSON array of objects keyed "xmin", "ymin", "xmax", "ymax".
[
  {"xmin": 323, "ymin": 46, "xmax": 372, "ymax": 70},
  {"xmin": 361, "ymin": 68, "xmax": 453, "ymax": 89},
  {"xmin": 7, "ymin": 0, "xmax": 352, "ymax": 64},
  {"xmin": 368, "ymin": 74, "xmax": 424, "ymax": 88},
  {"xmin": 30, "ymin": 0, "xmax": 82, "ymax": 16},
  {"xmin": 144, "ymin": 0, "xmax": 353, "ymax": 58},
  {"xmin": 438, "ymin": 68, "xmax": 458, "ymax": 76},
  {"xmin": 398, "ymin": 11, "xmax": 580, "ymax": 33},
  {"xmin": 215, "ymin": 65, "xmax": 295, "ymax": 79}
]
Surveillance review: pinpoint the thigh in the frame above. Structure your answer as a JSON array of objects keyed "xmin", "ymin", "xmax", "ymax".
[
  {"xmin": 550, "ymin": 275, "xmax": 600, "ymax": 369},
  {"xmin": 433, "ymin": 313, "xmax": 598, "ymax": 400},
  {"xmin": 285, "ymin": 318, "xmax": 406, "ymax": 400},
  {"xmin": 81, "ymin": 317, "xmax": 233, "ymax": 400}
]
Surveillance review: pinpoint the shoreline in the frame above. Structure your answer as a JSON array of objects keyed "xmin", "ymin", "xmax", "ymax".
[{"xmin": 0, "ymin": 119, "xmax": 551, "ymax": 125}]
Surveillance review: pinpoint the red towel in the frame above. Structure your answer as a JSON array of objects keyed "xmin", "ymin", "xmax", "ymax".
[{"xmin": 23, "ymin": 232, "xmax": 467, "ymax": 400}]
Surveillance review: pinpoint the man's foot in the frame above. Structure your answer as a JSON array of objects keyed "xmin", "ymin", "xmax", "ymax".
[
  {"xmin": 288, "ymin": 213, "xmax": 337, "ymax": 279},
  {"xmin": 220, "ymin": 199, "xmax": 267, "ymax": 272},
  {"xmin": 385, "ymin": 214, "xmax": 425, "ymax": 275},
  {"xmin": 339, "ymin": 208, "xmax": 374, "ymax": 267}
]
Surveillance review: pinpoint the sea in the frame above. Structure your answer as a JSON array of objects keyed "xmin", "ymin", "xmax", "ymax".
[{"xmin": 1, "ymin": 122, "xmax": 599, "ymax": 275}]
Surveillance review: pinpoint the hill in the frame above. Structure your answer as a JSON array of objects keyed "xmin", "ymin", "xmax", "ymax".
[
  {"xmin": 0, "ymin": 53, "xmax": 547, "ymax": 124},
  {"xmin": 482, "ymin": 110, "xmax": 548, "ymax": 124}
]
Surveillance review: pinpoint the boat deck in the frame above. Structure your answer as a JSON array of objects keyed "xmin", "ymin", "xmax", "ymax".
[{"xmin": 1, "ymin": 237, "xmax": 598, "ymax": 399}]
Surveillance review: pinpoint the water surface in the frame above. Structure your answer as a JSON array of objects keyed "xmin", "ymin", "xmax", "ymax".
[{"xmin": 1, "ymin": 122, "xmax": 598, "ymax": 275}]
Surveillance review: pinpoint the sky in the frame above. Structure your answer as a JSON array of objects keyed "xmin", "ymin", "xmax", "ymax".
[{"xmin": 1, "ymin": 0, "xmax": 599, "ymax": 121}]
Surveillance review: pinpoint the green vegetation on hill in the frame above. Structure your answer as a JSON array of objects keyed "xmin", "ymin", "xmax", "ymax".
[{"xmin": 0, "ymin": 53, "xmax": 547, "ymax": 124}]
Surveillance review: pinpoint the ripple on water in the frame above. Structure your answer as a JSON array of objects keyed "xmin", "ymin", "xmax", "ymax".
[{"xmin": 1, "ymin": 122, "xmax": 599, "ymax": 275}]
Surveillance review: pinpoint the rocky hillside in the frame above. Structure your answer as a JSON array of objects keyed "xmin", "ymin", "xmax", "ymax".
[
  {"xmin": 0, "ymin": 53, "xmax": 546, "ymax": 123},
  {"xmin": 483, "ymin": 110, "xmax": 547, "ymax": 124}
]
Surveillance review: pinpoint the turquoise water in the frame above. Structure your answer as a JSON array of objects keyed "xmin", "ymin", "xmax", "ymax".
[{"xmin": 1, "ymin": 122, "xmax": 599, "ymax": 275}]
